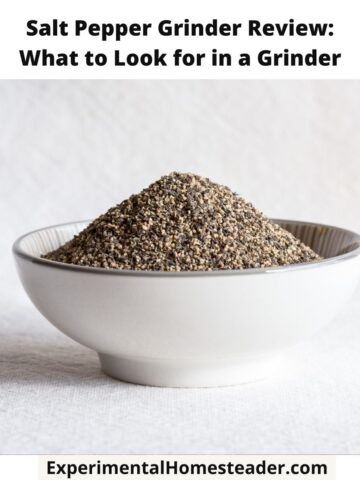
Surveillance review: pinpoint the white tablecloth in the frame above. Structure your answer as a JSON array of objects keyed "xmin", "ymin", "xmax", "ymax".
[{"xmin": 1, "ymin": 278, "xmax": 360, "ymax": 454}]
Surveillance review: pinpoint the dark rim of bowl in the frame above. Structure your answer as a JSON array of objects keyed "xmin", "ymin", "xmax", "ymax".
[{"xmin": 13, "ymin": 219, "xmax": 360, "ymax": 277}]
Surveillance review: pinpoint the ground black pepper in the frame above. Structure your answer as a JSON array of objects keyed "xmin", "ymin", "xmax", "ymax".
[{"xmin": 44, "ymin": 172, "xmax": 321, "ymax": 271}]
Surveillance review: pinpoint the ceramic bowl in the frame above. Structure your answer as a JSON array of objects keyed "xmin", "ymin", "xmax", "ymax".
[{"xmin": 13, "ymin": 219, "xmax": 360, "ymax": 387}]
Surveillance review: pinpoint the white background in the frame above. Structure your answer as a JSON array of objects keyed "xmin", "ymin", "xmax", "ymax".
[{"xmin": 0, "ymin": 80, "xmax": 360, "ymax": 454}]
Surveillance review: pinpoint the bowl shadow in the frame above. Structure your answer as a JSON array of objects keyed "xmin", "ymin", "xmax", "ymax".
[{"xmin": 0, "ymin": 336, "xmax": 123, "ymax": 387}]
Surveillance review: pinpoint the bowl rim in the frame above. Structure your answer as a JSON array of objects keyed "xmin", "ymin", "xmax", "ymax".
[{"xmin": 13, "ymin": 218, "xmax": 360, "ymax": 277}]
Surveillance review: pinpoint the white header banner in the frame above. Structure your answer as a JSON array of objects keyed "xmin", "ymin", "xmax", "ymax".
[{"xmin": 0, "ymin": 0, "xmax": 359, "ymax": 79}]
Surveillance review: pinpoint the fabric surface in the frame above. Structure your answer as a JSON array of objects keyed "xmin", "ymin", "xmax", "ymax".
[
  {"xmin": 2, "ymin": 291, "xmax": 360, "ymax": 454},
  {"xmin": 1, "ymin": 80, "xmax": 360, "ymax": 453}
]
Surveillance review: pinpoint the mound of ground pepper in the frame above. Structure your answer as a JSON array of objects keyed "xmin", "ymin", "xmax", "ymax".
[{"xmin": 44, "ymin": 172, "xmax": 321, "ymax": 271}]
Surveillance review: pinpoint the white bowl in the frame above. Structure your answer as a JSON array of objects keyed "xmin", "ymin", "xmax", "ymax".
[{"xmin": 13, "ymin": 219, "xmax": 360, "ymax": 387}]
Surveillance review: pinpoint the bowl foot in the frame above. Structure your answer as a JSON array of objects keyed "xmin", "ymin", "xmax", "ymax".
[{"xmin": 98, "ymin": 353, "xmax": 282, "ymax": 388}]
